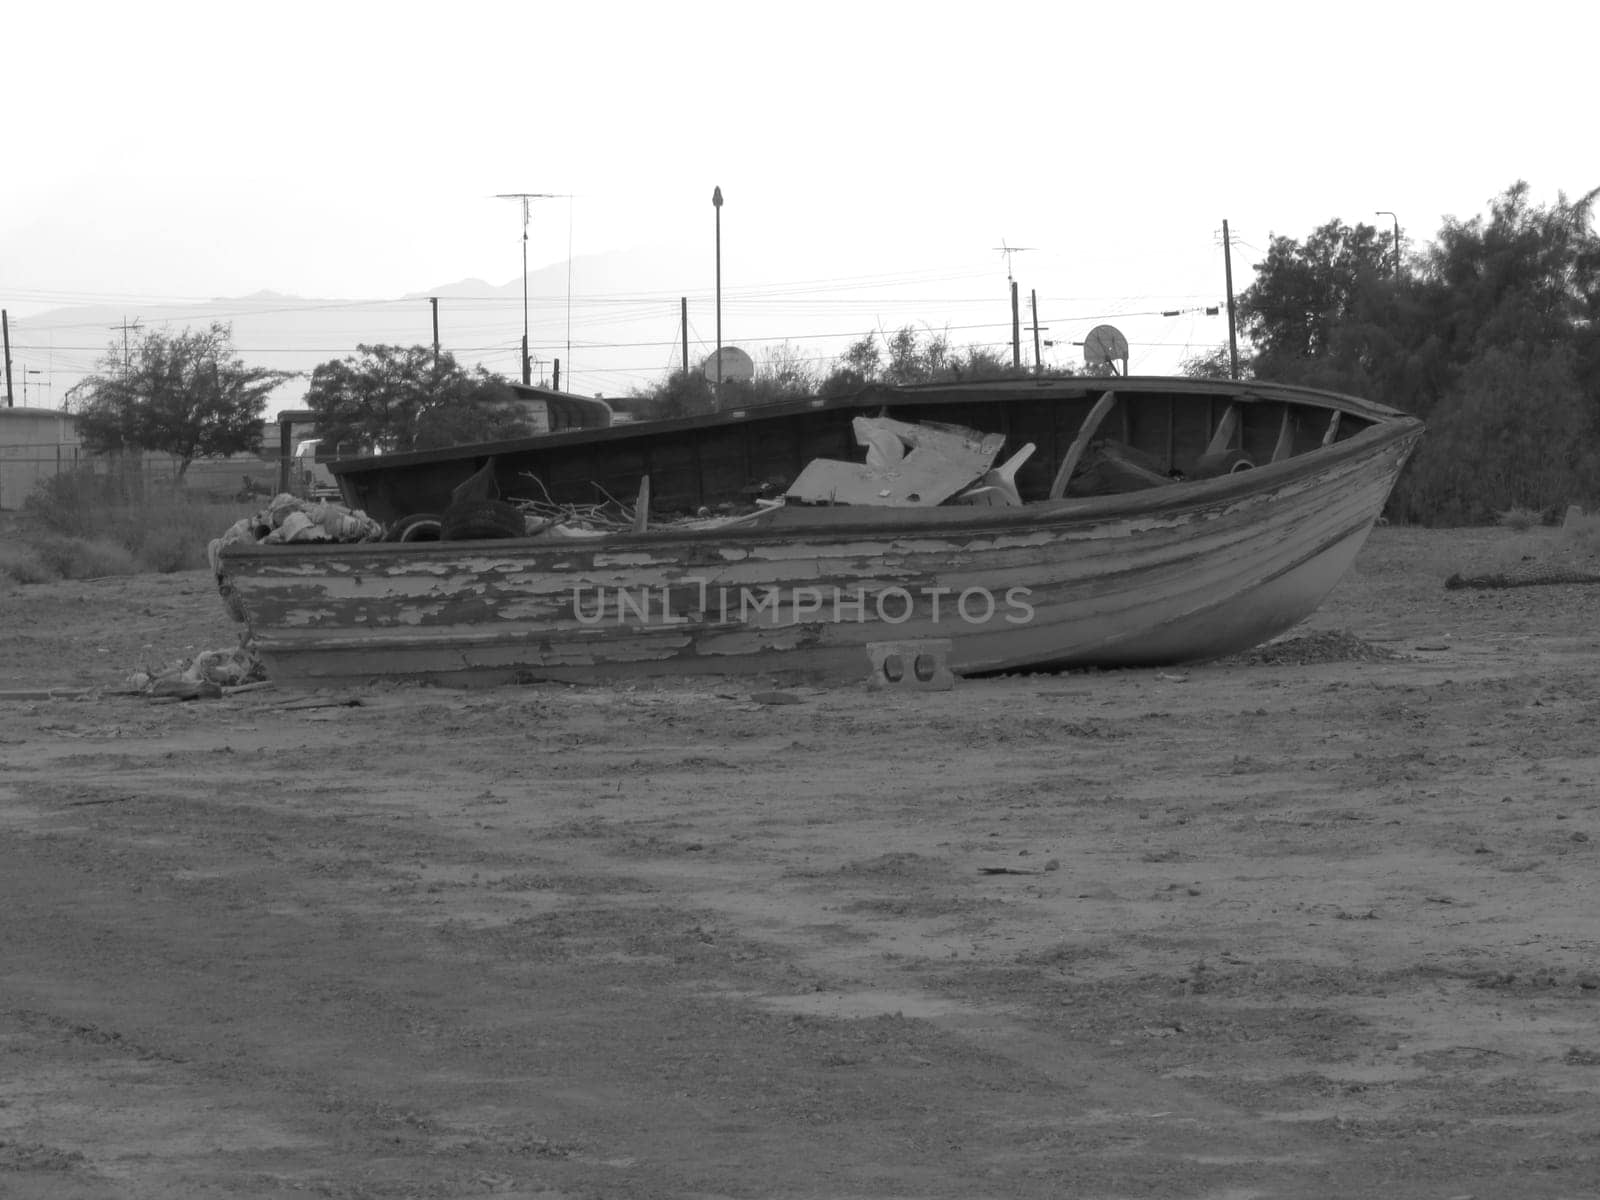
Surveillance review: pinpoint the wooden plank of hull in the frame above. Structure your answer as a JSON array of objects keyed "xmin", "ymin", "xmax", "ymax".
[{"xmin": 226, "ymin": 423, "xmax": 1420, "ymax": 686}]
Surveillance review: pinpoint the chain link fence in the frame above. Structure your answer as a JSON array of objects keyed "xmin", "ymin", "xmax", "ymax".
[{"xmin": 1, "ymin": 443, "xmax": 289, "ymax": 511}]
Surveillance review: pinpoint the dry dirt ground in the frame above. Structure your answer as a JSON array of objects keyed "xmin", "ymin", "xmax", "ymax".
[{"xmin": 3, "ymin": 526, "xmax": 1600, "ymax": 1199}]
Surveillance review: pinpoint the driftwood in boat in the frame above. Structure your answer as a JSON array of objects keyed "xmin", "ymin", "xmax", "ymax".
[
  {"xmin": 786, "ymin": 453, "xmax": 987, "ymax": 507},
  {"xmin": 956, "ymin": 443, "xmax": 1036, "ymax": 507},
  {"xmin": 1322, "ymin": 411, "xmax": 1343, "ymax": 447},
  {"xmin": 1272, "ymin": 410, "xmax": 1296, "ymax": 463},
  {"xmin": 452, "ymin": 457, "xmax": 500, "ymax": 504},
  {"xmin": 786, "ymin": 416, "xmax": 1005, "ymax": 507},
  {"xmin": 632, "ymin": 475, "xmax": 651, "ymax": 533},
  {"xmin": 1167, "ymin": 402, "xmax": 1255, "ymax": 479},
  {"xmin": 1049, "ymin": 391, "xmax": 1118, "ymax": 499},
  {"xmin": 1190, "ymin": 450, "xmax": 1255, "ymax": 478},
  {"xmin": 1205, "ymin": 405, "xmax": 1241, "ymax": 457},
  {"xmin": 855, "ymin": 418, "xmax": 905, "ymax": 467},
  {"xmin": 853, "ymin": 415, "xmax": 1005, "ymax": 463},
  {"xmin": 1068, "ymin": 441, "xmax": 1171, "ymax": 496}
]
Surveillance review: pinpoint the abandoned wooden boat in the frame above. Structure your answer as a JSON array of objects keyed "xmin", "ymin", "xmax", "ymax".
[{"xmin": 216, "ymin": 377, "xmax": 1423, "ymax": 686}]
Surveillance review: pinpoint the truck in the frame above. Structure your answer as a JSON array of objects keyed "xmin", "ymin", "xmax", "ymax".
[{"xmin": 292, "ymin": 439, "xmax": 341, "ymax": 500}]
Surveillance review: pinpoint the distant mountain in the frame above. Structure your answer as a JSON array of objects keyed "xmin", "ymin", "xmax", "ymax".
[{"xmin": 9, "ymin": 244, "xmax": 715, "ymax": 416}]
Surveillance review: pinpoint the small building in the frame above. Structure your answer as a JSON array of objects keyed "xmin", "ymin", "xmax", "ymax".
[{"xmin": 0, "ymin": 407, "xmax": 81, "ymax": 510}]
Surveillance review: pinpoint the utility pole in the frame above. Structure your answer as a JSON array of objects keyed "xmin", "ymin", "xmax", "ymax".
[
  {"xmin": 681, "ymin": 297, "xmax": 689, "ymax": 378},
  {"xmin": 496, "ymin": 192, "xmax": 561, "ymax": 386},
  {"xmin": 1028, "ymin": 290, "xmax": 1048, "ymax": 373},
  {"xmin": 1010, "ymin": 280, "xmax": 1021, "ymax": 370},
  {"xmin": 1222, "ymin": 219, "xmax": 1240, "ymax": 381},
  {"xmin": 2, "ymin": 310, "xmax": 13, "ymax": 407},
  {"xmin": 995, "ymin": 241, "xmax": 1034, "ymax": 372},
  {"xmin": 429, "ymin": 297, "xmax": 440, "ymax": 370},
  {"xmin": 712, "ymin": 186, "xmax": 724, "ymax": 388},
  {"xmin": 1375, "ymin": 210, "xmax": 1401, "ymax": 278},
  {"xmin": 113, "ymin": 317, "xmax": 143, "ymax": 374}
]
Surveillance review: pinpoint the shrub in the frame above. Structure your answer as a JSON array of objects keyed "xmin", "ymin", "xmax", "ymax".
[
  {"xmin": 1497, "ymin": 506, "xmax": 1542, "ymax": 531},
  {"xmin": 0, "ymin": 541, "xmax": 55, "ymax": 584},
  {"xmin": 111, "ymin": 496, "xmax": 246, "ymax": 573},
  {"xmin": 24, "ymin": 534, "xmax": 138, "ymax": 580},
  {"xmin": 18, "ymin": 466, "xmax": 251, "ymax": 576},
  {"xmin": 1391, "ymin": 344, "xmax": 1600, "ymax": 525},
  {"xmin": 132, "ymin": 524, "xmax": 210, "ymax": 573},
  {"xmin": 21, "ymin": 467, "xmax": 127, "ymax": 537}
]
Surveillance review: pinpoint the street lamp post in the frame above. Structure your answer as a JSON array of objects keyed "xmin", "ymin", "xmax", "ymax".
[
  {"xmin": 712, "ymin": 186, "xmax": 724, "ymax": 388},
  {"xmin": 1375, "ymin": 210, "xmax": 1400, "ymax": 279}
]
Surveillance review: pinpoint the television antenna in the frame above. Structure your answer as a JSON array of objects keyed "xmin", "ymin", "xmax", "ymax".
[{"xmin": 993, "ymin": 239, "xmax": 1036, "ymax": 283}]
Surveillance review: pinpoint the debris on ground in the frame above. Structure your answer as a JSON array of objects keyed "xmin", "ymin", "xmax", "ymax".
[
  {"xmin": 1445, "ymin": 556, "xmax": 1600, "ymax": 589},
  {"xmin": 1445, "ymin": 513, "xmax": 1600, "ymax": 589},
  {"xmin": 126, "ymin": 641, "xmax": 267, "ymax": 701},
  {"xmin": 1223, "ymin": 629, "xmax": 1397, "ymax": 666}
]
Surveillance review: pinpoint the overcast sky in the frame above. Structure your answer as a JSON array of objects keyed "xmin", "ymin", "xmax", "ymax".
[{"xmin": 4, "ymin": 0, "xmax": 1592, "ymax": 410}]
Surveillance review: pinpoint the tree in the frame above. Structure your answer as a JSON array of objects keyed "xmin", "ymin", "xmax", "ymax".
[
  {"xmin": 757, "ymin": 341, "xmax": 820, "ymax": 401},
  {"xmin": 624, "ymin": 369, "xmax": 716, "ymax": 420},
  {"xmin": 883, "ymin": 325, "xmax": 953, "ymax": 384},
  {"xmin": 1236, "ymin": 218, "xmax": 1395, "ymax": 385},
  {"xmin": 1235, "ymin": 184, "xmax": 1600, "ymax": 423},
  {"xmin": 819, "ymin": 334, "xmax": 882, "ymax": 396},
  {"xmin": 69, "ymin": 322, "xmax": 291, "ymax": 480},
  {"xmin": 304, "ymin": 345, "xmax": 536, "ymax": 453},
  {"xmin": 1420, "ymin": 181, "xmax": 1600, "ymax": 400},
  {"xmin": 818, "ymin": 326, "xmax": 1028, "ymax": 394},
  {"xmin": 1178, "ymin": 345, "xmax": 1244, "ymax": 380}
]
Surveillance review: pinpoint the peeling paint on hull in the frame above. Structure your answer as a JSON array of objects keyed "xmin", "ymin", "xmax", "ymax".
[{"xmin": 219, "ymin": 413, "xmax": 1422, "ymax": 688}]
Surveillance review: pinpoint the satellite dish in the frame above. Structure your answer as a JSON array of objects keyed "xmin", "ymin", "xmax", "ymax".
[
  {"xmin": 703, "ymin": 346, "xmax": 755, "ymax": 383},
  {"xmin": 1083, "ymin": 324, "xmax": 1130, "ymax": 374}
]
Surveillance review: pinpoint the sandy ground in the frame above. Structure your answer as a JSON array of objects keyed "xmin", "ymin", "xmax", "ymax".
[{"xmin": 3, "ymin": 526, "xmax": 1600, "ymax": 1199}]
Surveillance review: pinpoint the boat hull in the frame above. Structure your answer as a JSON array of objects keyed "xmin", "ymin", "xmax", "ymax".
[{"xmin": 220, "ymin": 417, "xmax": 1421, "ymax": 687}]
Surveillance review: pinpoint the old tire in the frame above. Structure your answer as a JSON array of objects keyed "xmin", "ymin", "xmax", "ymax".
[
  {"xmin": 386, "ymin": 513, "xmax": 444, "ymax": 543},
  {"xmin": 440, "ymin": 499, "xmax": 527, "ymax": 541}
]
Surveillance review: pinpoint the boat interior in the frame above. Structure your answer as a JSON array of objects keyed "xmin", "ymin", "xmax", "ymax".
[{"xmin": 329, "ymin": 378, "xmax": 1397, "ymax": 528}]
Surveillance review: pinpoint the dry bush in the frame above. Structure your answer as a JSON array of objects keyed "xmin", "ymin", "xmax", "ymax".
[
  {"xmin": 19, "ymin": 467, "xmax": 250, "ymax": 576},
  {"xmin": 0, "ymin": 541, "xmax": 54, "ymax": 584},
  {"xmin": 1497, "ymin": 506, "xmax": 1542, "ymax": 531},
  {"xmin": 23, "ymin": 534, "xmax": 138, "ymax": 580}
]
